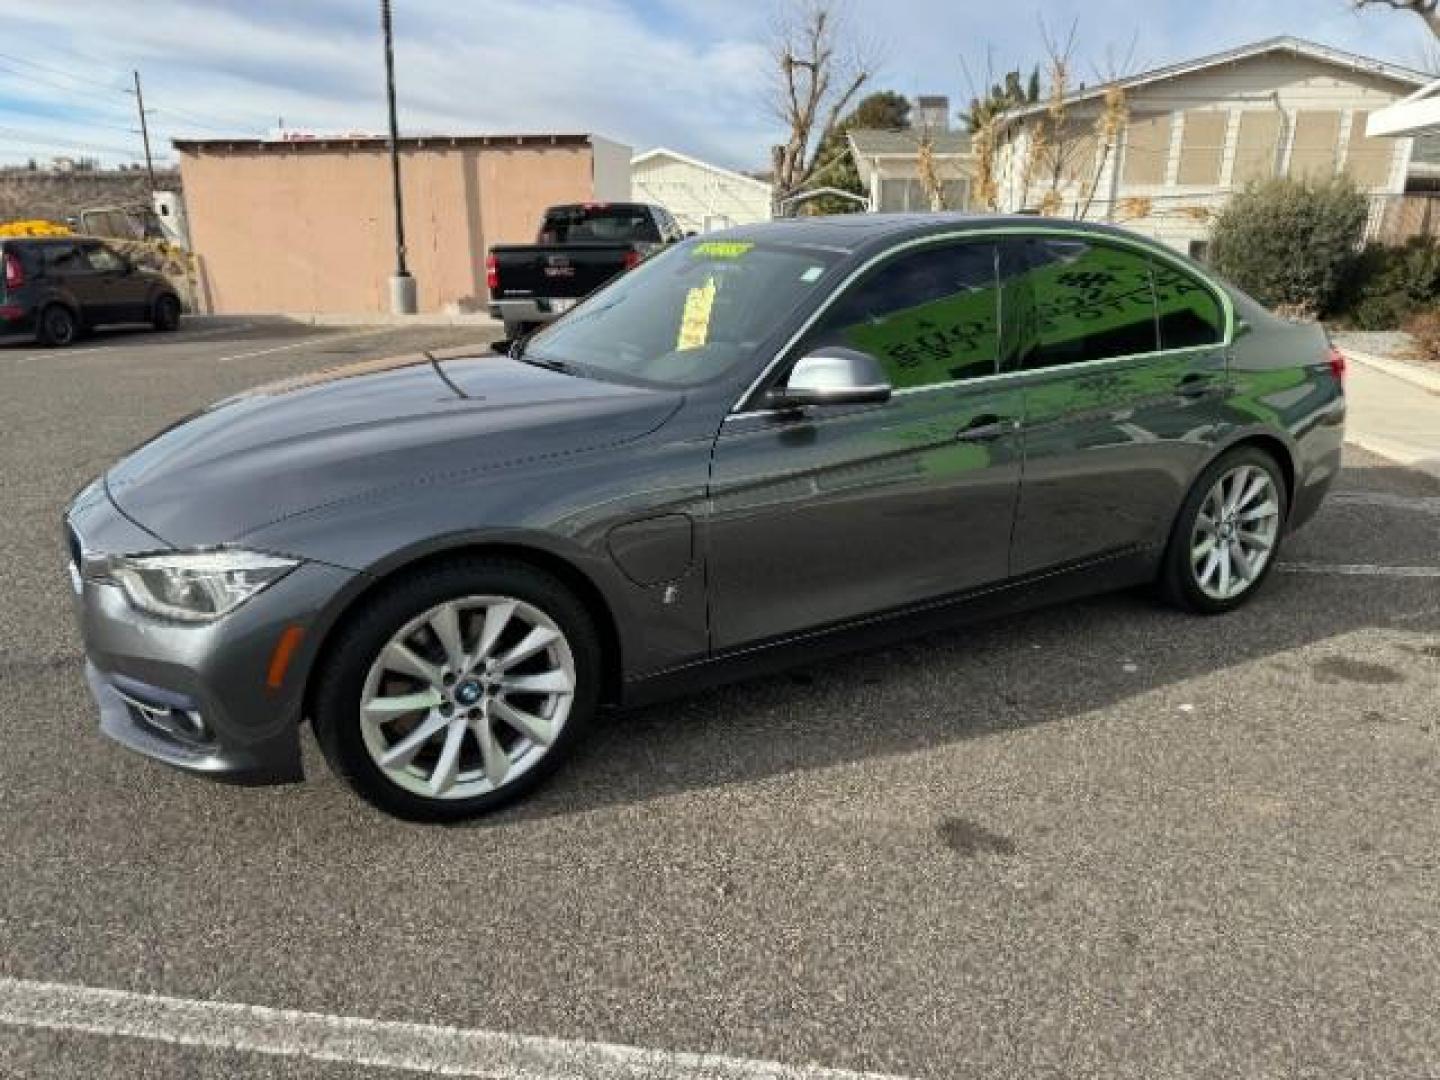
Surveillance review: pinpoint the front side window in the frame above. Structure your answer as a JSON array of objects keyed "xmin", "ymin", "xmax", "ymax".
[
  {"xmin": 797, "ymin": 241, "xmax": 1000, "ymax": 390},
  {"xmin": 84, "ymin": 244, "xmax": 124, "ymax": 273},
  {"xmin": 1000, "ymin": 237, "xmax": 1159, "ymax": 371},
  {"xmin": 525, "ymin": 240, "xmax": 839, "ymax": 389}
]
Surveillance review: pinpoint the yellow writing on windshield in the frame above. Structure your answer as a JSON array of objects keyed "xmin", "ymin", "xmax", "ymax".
[
  {"xmin": 676, "ymin": 277, "xmax": 717, "ymax": 351},
  {"xmin": 692, "ymin": 241, "xmax": 753, "ymax": 260}
]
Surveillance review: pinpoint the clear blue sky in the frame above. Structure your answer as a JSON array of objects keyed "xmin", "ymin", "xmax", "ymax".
[{"xmin": 0, "ymin": 0, "xmax": 1431, "ymax": 172}]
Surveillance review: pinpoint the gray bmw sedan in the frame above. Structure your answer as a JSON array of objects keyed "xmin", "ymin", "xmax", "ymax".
[{"xmin": 66, "ymin": 215, "xmax": 1345, "ymax": 820}]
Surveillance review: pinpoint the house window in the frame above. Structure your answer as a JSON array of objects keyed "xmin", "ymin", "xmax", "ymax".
[
  {"xmin": 1122, "ymin": 114, "xmax": 1173, "ymax": 187},
  {"xmin": 1344, "ymin": 111, "xmax": 1395, "ymax": 189},
  {"xmin": 1177, "ymin": 111, "xmax": 1226, "ymax": 187},
  {"xmin": 879, "ymin": 177, "xmax": 922, "ymax": 211},
  {"xmin": 941, "ymin": 179, "xmax": 969, "ymax": 210},
  {"xmin": 1288, "ymin": 110, "xmax": 1341, "ymax": 180},
  {"xmin": 1233, "ymin": 112, "xmax": 1283, "ymax": 184}
]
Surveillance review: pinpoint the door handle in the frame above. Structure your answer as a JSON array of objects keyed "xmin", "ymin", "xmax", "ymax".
[
  {"xmin": 955, "ymin": 415, "xmax": 1018, "ymax": 443},
  {"xmin": 1176, "ymin": 373, "xmax": 1222, "ymax": 399}
]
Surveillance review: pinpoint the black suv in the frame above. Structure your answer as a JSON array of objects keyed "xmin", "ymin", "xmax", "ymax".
[{"xmin": 0, "ymin": 236, "xmax": 182, "ymax": 347}]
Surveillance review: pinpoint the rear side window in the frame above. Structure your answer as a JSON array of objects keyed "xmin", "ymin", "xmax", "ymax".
[
  {"xmin": 1151, "ymin": 259, "xmax": 1226, "ymax": 348},
  {"xmin": 43, "ymin": 244, "xmax": 84, "ymax": 275},
  {"xmin": 539, "ymin": 205, "xmax": 662, "ymax": 244},
  {"xmin": 800, "ymin": 241, "xmax": 1000, "ymax": 389},
  {"xmin": 1000, "ymin": 237, "xmax": 1159, "ymax": 371}
]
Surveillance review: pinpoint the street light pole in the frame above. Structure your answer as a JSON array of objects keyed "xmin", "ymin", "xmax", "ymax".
[{"xmin": 381, "ymin": 0, "xmax": 416, "ymax": 314}]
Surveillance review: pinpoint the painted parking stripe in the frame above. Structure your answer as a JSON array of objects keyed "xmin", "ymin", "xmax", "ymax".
[
  {"xmin": 208, "ymin": 326, "xmax": 394, "ymax": 364},
  {"xmin": 9, "ymin": 322, "xmax": 258, "ymax": 362},
  {"xmin": 1279, "ymin": 562, "xmax": 1440, "ymax": 578},
  {"xmin": 0, "ymin": 977, "xmax": 910, "ymax": 1080}
]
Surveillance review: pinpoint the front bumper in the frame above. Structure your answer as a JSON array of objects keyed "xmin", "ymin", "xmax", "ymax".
[{"xmin": 67, "ymin": 485, "xmax": 360, "ymax": 786}]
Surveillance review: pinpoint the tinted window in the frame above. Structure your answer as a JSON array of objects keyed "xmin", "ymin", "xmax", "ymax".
[
  {"xmin": 43, "ymin": 244, "xmax": 84, "ymax": 275},
  {"xmin": 539, "ymin": 205, "xmax": 662, "ymax": 243},
  {"xmin": 1000, "ymin": 238, "xmax": 1159, "ymax": 371},
  {"xmin": 800, "ymin": 241, "xmax": 1000, "ymax": 390},
  {"xmin": 1151, "ymin": 259, "xmax": 1225, "ymax": 349}
]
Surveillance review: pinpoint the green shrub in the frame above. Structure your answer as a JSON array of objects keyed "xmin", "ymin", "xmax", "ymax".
[
  {"xmin": 1333, "ymin": 237, "xmax": 1440, "ymax": 330},
  {"xmin": 1210, "ymin": 177, "xmax": 1369, "ymax": 318}
]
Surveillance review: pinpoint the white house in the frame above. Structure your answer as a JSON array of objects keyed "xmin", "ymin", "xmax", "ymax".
[
  {"xmin": 847, "ymin": 124, "xmax": 974, "ymax": 212},
  {"xmin": 630, "ymin": 147, "xmax": 772, "ymax": 233},
  {"xmin": 991, "ymin": 37, "xmax": 1427, "ymax": 255}
]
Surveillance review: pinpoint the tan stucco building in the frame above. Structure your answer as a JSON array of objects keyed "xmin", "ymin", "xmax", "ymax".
[{"xmin": 174, "ymin": 133, "xmax": 632, "ymax": 315}]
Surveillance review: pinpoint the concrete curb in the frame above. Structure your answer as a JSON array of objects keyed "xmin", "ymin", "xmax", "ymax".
[
  {"xmin": 182, "ymin": 312, "xmax": 504, "ymax": 330},
  {"xmin": 1340, "ymin": 346, "xmax": 1440, "ymax": 395}
]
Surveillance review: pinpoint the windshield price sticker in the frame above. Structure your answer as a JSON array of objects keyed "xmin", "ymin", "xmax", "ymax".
[
  {"xmin": 676, "ymin": 277, "xmax": 718, "ymax": 350},
  {"xmin": 692, "ymin": 241, "xmax": 753, "ymax": 260}
]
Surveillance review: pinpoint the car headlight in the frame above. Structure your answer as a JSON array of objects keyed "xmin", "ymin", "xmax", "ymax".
[{"xmin": 97, "ymin": 550, "xmax": 298, "ymax": 623}]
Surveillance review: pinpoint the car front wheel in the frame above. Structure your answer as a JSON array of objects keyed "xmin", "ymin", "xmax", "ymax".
[
  {"xmin": 1161, "ymin": 446, "xmax": 1288, "ymax": 614},
  {"xmin": 313, "ymin": 559, "xmax": 600, "ymax": 821},
  {"xmin": 152, "ymin": 294, "xmax": 181, "ymax": 331}
]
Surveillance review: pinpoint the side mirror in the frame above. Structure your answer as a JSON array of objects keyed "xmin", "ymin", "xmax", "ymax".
[{"xmin": 764, "ymin": 348, "xmax": 892, "ymax": 410}]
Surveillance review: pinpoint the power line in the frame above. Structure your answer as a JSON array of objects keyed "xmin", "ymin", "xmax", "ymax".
[
  {"xmin": 0, "ymin": 125, "xmax": 149, "ymax": 160},
  {"xmin": 0, "ymin": 50, "xmax": 129, "ymax": 93}
]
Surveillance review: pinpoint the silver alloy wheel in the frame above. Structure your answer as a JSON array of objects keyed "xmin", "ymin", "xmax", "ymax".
[
  {"xmin": 359, "ymin": 595, "xmax": 576, "ymax": 800},
  {"xmin": 1190, "ymin": 464, "xmax": 1281, "ymax": 601}
]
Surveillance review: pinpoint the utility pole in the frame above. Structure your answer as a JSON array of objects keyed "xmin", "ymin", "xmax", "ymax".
[
  {"xmin": 380, "ymin": 0, "xmax": 416, "ymax": 314},
  {"xmin": 132, "ymin": 70, "xmax": 156, "ymax": 195}
]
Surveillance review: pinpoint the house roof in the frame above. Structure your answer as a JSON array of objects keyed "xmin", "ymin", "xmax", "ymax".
[
  {"xmin": 847, "ymin": 128, "xmax": 972, "ymax": 157},
  {"xmin": 172, "ymin": 133, "xmax": 600, "ymax": 153},
  {"xmin": 1000, "ymin": 36, "xmax": 1429, "ymax": 124},
  {"xmin": 630, "ymin": 147, "xmax": 772, "ymax": 191}
]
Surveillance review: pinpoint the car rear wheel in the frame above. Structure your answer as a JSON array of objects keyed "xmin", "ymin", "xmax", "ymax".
[
  {"xmin": 36, "ymin": 304, "xmax": 79, "ymax": 348},
  {"xmin": 313, "ymin": 559, "xmax": 600, "ymax": 821},
  {"xmin": 152, "ymin": 294, "xmax": 181, "ymax": 332},
  {"xmin": 1160, "ymin": 446, "xmax": 1288, "ymax": 614}
]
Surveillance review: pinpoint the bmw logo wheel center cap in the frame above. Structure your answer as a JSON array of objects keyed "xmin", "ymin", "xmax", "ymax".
[{"xmin": 454, "ymin": 680, "xmax": 483, "ymax": 707}]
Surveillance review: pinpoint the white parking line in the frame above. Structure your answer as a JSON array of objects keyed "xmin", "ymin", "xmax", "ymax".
[
  {"xmin": 0, "ymin": 976, "xmax": 910, "ymax": 1080},
  {"xmin": 207, "ymin": 325, "xmax": 394, "ymax": 364},
  {"xmin": 1279, "ymin": 562, "xmax": 1440, "ymax": 578},
  {"xmin": 8, "ymin": 322, "xmax": 256, "ymax": 362}
]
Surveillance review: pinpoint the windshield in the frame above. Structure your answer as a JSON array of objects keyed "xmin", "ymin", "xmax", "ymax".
[{"xmin": 523, "ymin": 240, "xmax": 841, "ymax": 389}]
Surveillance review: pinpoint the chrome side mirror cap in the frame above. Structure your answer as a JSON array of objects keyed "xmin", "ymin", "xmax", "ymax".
[{"xmin": 765, "ymin": 348, "xmax": 892, "ymax": 409}]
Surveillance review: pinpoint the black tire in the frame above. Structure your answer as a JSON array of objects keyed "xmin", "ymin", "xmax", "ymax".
[
  {"xmin": 152, "ymin": 293, "xmax": 181, "ymax": 332},
  {"xmin": 312, "ymin": 558, "xmax": 601, "ymax": 821},
  {"xmin": 36, "ymin": 304, "xmax": 79, "ymax": 348},
  {"xmin": 1159, "ymin": 445, "xmax": 1289, "ymax": 615},
  {"xmin": 502, "ymin": 320, "xmax": 534, "ymax": 341}
]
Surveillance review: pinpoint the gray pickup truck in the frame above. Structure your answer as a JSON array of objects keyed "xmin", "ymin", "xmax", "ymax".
[{"xmin": 485, "ymin": 202, "xmax": 686, "ymax": 338}]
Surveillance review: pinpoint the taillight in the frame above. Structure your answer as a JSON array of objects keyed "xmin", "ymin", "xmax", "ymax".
[
  {"xmin": 2, "ymin": 252, "xmax": 23, "ymax": 290},
  {"xmin": 623, "ymin": 250, "xmax": 642, "ymax": 271},
  {"xmin": 485, "ymin": 254, "xmax": 498, "ymax": 292},
  {"xmin": 1328, "ymin": 345, "xmax": 1347, "ymax": 387}
]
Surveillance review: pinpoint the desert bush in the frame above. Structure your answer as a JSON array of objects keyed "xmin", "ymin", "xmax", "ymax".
[
  {"xmin": 1405, "ymin": 307, "xmax": 1440, "ymax": 364},
  {"xmin": 1210, "ymin": 177, "xmax": 1368, "ymax": 318},
  {"xmin": 1333, "ymin": 237, "xmax": 1440, "ymax": 330}
]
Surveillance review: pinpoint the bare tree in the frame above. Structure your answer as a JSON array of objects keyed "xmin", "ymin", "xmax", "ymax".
[
  {"xmin": 1353, "ymin": 0, "xmax": 1440, "ymax": 38},
  {"xmin": 768, "ymin": 1, "xmax": 876, "ymax": 209}
]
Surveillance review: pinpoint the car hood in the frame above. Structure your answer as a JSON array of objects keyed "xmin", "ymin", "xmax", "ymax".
[{"xmin": 106, "ymin": 352, "xmax": 683, "ymax": 547}]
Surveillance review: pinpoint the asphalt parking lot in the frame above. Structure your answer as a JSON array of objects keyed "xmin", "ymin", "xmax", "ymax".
[{"xmin": 1, "ymin": 320, "xmax": 1438, "ymax": 1079}]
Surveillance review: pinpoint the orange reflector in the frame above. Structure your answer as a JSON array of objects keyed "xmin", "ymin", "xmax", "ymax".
[{"xmin": 266, "ymin": 626, "xmax": 306, "ymax": 690}]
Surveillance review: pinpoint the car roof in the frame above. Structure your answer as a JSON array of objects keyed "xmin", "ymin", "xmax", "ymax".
[{"xmin": 717, "ymin": 213, "xmax": 1168, "ymax": 255}]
